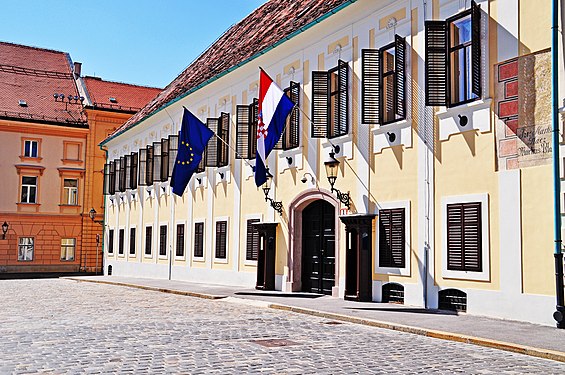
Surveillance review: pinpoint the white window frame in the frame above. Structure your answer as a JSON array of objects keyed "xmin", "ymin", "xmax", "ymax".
[
  {"xmin": 63, "ymin": 178, "xmax": 79, "ymax": 205},
  {"xmin": 117, "ymin": 227, "xmax": 126, "ymax": 258},
  {"xmin": 21, "ymin": 176, "xmax": 37, "ymax": 203},
  {"xmin": 158, "ymin": 222, "xmax": 168, "ymax": 260},
  {"xmin": 441, "ymin": 193, "xmax": 490, "ymax": 281},
  {"xmin": 192, "ymin": 219, "xmax": 206, "ymax": 262},
  {"xmin": 128, "ymin": 226, "xmax": 137, "ymax": 258},
  {"xmin": 244, "ymin": 214, "xmax": 262, "ymax": 266},
  {"xmin": 18, "ymin": 237, "xmax": 34, "ymax": 261},
  {"xmin": 213, "ymin": 216, "xmax": 229, "ymax": 264},
  {"xmin": 375, "ymin": 200, "xmax": 411, "ymax": 276},
  {"xmin": 24, "ymin": 140, "xmax": 38, "ymax": 158},
  {"xmin": 60, "ymin": 238, "xmax": 76, "ymax": 261},
  {"xmin": 107, "ymin": 228, "xmax": 115, "ymax": 256}
]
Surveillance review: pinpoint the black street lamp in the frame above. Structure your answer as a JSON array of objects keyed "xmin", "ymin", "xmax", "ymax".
[
  {"xmin": 262, "ymin": 169, "xmax": 283, "ymax": 216},
  {"xmin": 88, "ymin": 208, "xmax": 104, "ymax": 225},
  {"xmin": 324, "ymin": 151, "xmax": 351, "ymax": 210},
  {"xmin": 2, "ymin": 221, "xmax": 8, "ymax": 240}
]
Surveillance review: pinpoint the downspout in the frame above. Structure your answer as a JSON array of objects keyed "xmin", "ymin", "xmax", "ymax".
[
  {"xmin": 552, "ymin": 0, "xmax": 565, "ymax": 328},
  {"xmin": 100, "ymin": 144, "xmax": 108, "ymax": 275}
]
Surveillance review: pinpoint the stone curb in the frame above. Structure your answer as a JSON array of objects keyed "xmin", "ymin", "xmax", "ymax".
[
  {"xmin": 268, "ymin": 304, "xmax": 565, "ymax": 363},
  {"xmin": 65, "ymin": 278, "xmax": 565, "ymax": 363}
]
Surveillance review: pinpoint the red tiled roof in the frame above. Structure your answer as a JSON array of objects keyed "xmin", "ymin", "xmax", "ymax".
[
  {"xmin": 83, "ymin": 77, "xmax": 161, "ymax": 113},
  {"xmin": 106, "ymin": 0, "xmax": 353, "ymax": 142},
  {"xmin": 0, "ymin": 42, "xmax": 85, "ymax": 125}
]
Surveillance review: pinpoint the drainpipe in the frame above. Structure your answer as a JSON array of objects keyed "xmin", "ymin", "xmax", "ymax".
[
  {"xmin": 100, "ymin": 145, "xmax": 108, "ymax": 276},
  {"xmin": 552, "ymin": 0, "xmax": 565, "ymax": 329}
]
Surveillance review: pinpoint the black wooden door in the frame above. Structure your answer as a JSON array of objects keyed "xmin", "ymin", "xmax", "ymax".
[{"xmin": 302, "ymin": 200, "xmax": 335, "ymax": 294}]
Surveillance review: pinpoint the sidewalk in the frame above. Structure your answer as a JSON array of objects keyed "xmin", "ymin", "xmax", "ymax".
[{"xmin": 66, "ymin": 276, "xmax": 565, "ymax": 363}]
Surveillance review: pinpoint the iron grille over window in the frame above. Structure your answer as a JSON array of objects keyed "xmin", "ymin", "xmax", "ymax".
[
  {"xmin": 447, "ymin": 202, "xmax": 482, "ymax": 272},
  {"xmin": 379, "ymin": 208, "xmax": 405, "ymax": 268},
  {"xmin": 168, "ymin": 135, "xmax": 179, "ymax": 178},
  {"xmin": 176, "ymin": 224, "xmax": 185, "ymax": 257},
  {"xmin": 215, "ymin": 221, "xmax": 227, "ymax": 259},
  {"xmin": 194, "ymin": 222, "xmax": 204, "ymax": 257},
  {"xmin": 312, "ymin": 60, "xmax": 349, "ymax": 138},
  {"xmin": 236, "ymin": 99, "xmax": 258, "ymax": 159},
  {"xmin": 159, "ymin": 225, "xmax": 167, "ymax": 257},
  {"xmin": 246, "ymin": 219, "xmax": 260, "ymax": 261},
  {"xmin": 145, "ymin": 226, "xmax": 152, "ymax": 256},
  {"xmin": 206, "ymin": 113, "xmax": 229, "ymax": 167},
  {"xmin": 362, "ymin": 35, "xmax": 406, "ymax": 125},
  {"xmin": 425, "ymin": 0, "xmax": 481, "ymax": 106},
  {"xmin": 129, "ymin": 228, "xmax": 136, "ymax": 255}
]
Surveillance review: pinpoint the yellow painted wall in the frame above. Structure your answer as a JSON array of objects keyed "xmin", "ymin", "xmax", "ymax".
[{"xmin": 519, "ymin": 0, "xmax": 551, "ymax": 55}]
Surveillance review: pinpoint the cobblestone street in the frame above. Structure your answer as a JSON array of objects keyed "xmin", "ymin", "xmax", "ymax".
[{"xmin": 0, "ymin": 279, "xmax": 564, "ymax": 374}]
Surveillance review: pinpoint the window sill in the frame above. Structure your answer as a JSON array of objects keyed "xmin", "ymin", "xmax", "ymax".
[
  {"xmin": 61, "ymin": 159, "xmax": 83, "ymax": 165},
  {"xmin": 174, "ymin": 256, "xmax": 186, "ymax": 261},
  {"xmin": 215, "ymin": 166, "xmax": 231, "ymax": 185},
  {"xmin": 277, "ymin": 146, "xmax": 303, "ymax": 173},
  {"xmin": 128, "ymin": 253, "xmax": 136, "ymax": 258},
  {"xmin": 17, "ymin": 202, "xmax": 40, "ymax": 212},
  {"xmin": 213, "ymin": 257, "xmax": 228, "ymax": 264},
  {"xmin": 442, "ymin": 270, "xmax": 490, "ymax": 282},
  {"xmin": 192, "ymin": 256, "xmax": 205, "ymax": 262},
  {"xmin": 375, "ymin": 266, "xmax": 410, "ymax": 276},
  {"xmin": 17, "ymin": 259, "xmax": 33, "ymax": 262},
  {"xmin": 243, "ymin": 260, "xmax": 258, "ymax": 267},
  {"xmin": 322, "ymin": 134, "xmax": 353, "ymax": 160},
  {"xmin": 372, "ymin": 119, "xmax": 413, "ymax": 153},
  {"xmin": 143, "ymin": 254, "xmax": 153, "ymax": 259},
  {"xmin": 19, "ymin": 156, "xmax": 42, "ymax": 163},
  {"xmin": 437, "ymin": 98, "xmax": 492, "ymax": 141}
]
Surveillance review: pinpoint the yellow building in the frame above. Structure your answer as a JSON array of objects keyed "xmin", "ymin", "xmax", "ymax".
[{"xmin": 100, "ymin": 0, "xmax": 564, "ymax": 326}]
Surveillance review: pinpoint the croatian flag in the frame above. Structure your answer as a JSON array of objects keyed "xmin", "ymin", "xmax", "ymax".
[{"xmin": 255, "ymin": 69, "xmax": 295, "ymax": 186}]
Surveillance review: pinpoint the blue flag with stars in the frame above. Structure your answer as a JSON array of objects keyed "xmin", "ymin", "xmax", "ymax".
[{"xmin": 171, "ymin": 107, "xmax": 214, "ymax": 196}]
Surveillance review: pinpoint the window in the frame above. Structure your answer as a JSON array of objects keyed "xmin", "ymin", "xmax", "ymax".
[
  {"xmin": 152, "ymin": 142, "xmax": 162, "ymax": 183},
  {"xmin": 103, "ymin": 163, "xmax": 112, "ymax": 195},
  {"xmin": 215, "ymin": 221, "xmax": 227, "ymax": 259},
  {"xmin": 206, "ymin": 113, "xmax": 230, "ymax": 167},
  {"xmin": 146, "ymin": 145, "xmax": 154, "ymax": 184},
  {"xmin": 312, "ymin": 60, "xmax": 348, "ymax": 138},
  {"xmin": 194, "ymin": 222, "xmax": 204, "ymax": 258},
  {"xmin": 138, "ymin": 148, "xmax": 148, "ymax": 186},
  {"xmin": 130, "ymin": 152, "xmax": 138, "ymax": 190},
  {"xmin": 246, "ymin": 219, "xmax": 260, "ymax": 261},
  {"xmin": 61, "ymin": 238, "xmax": 75, "ymax": 261},
  {"xmin": 425, "ymin": 0, "xmax": 481, "ymax": 107},
  {"xmin": 24, "ymin": 140, "xmax": 38, "ymax": 158},
  {"xmin": 274, "ymin": 82, "xmax": 300, "ymax": 150},
  {"xmin": 108, "ymin": 229, "xmax": 114, "ymax": 254},
  {"xmin": 114, "ymin": 158, "xmax": 121, "ymax": 193},
  {"xmin": 176, "ymin": 224, "xmax": 185, "ymax": 257},
  {"xmin": 63, "ymin": 179, "xmax": 78, "ymax": 205},
  {"xmin": 159, "ymin": 225, "xmax": 167, "ymax": 257},
  {"xmin": 160, "ymin": 138, "xmax": 169, "ymax": 181},
  {"xmin": 124, "ymin": 155, "xmax": 132, "ymax": 190},
  {"xmin": 447, "ymin": 202, "xmax": 482, "ymax": 272},
  {"xmin": 20, "ymin": 176, "xmax": 37, "ymax": 203},
  {"xmin": 236, "ymin": 99, "xmax": 258, "ymax": 160},
  {"xmin": 118, "ymin": 229, "xmax": 125, "ymax": 255},
  {"xmin": 362, "ymin": 35, "xmax": 406, "ymax": 125},
  {"xmin": 378, "ymin": 208, "xmax": 405, "ymax": 268},
  {"xmin": 129, "ymin": 228, "xmax": 136, "ymax": 255},
  {"xmin": 18, "ymin": 237, "xmax": 34, "ymax": 261},
  {"xmin": 145, "ymin": 226, "xmax": 152, "ymax": 256}
]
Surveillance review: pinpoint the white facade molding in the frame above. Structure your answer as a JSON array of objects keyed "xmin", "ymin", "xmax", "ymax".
[
  {"xmin": 375, "ymin": 200, "xmax": 411, "ymax": 276},
  {"xmin": 437, "ymin": 99, "xmax": 492, "ymax": 141},
  {"xmin": 372, "ymin": 120, "xmax": 413, "ymax": 153}
]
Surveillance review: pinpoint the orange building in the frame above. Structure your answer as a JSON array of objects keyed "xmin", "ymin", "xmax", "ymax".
[{"xmin": 0, "ymin": 42, "xmax": 160, "ymax": 275}]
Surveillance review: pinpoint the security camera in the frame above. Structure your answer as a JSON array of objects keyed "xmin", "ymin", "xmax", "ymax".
[{"xmin": 301, "ymin": 176, "xmax": 307, "ymax": 184}]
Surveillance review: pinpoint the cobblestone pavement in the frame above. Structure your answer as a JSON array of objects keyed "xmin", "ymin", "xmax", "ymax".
[{"xmin": 1, "ymin": 279, "xmax": 564, "ymax": 374}]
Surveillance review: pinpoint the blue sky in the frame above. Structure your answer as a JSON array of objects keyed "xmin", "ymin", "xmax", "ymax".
[{"xmin": 0, "ymin": 1, "xmax": 267, "ymax": 88}]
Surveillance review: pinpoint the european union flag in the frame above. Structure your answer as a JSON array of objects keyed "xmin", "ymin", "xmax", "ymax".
[{"xmin": 171, "ymin": 107, "xmax": 214, "ymax": 196}]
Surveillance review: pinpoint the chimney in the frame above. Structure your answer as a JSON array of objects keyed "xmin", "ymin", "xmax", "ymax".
[{"xmin": 73, "ymin": 62, "xmax": 82, "ymax": 78}]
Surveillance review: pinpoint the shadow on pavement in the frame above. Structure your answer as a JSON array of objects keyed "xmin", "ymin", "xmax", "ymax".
[
  {"xmin": 346, "ymin": 306, "xmax": 459, "ymax": 316},
  {"xmin": 235, "ymin": 291, "xmax": 324, "ymax": 299}
]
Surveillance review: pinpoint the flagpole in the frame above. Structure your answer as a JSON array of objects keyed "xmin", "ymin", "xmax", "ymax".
[
  {"xmin": 293, "ymin": 104, "xmax": 340, "ymax": 151},
  {"xmin": 212, "ymin": 132, "xmax": 255, "ymax": 169}
]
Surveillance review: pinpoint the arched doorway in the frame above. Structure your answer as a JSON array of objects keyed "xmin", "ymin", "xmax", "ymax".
[{"xmin": 301, "ymin": 199, "xmax": 335, "ymax": 294}]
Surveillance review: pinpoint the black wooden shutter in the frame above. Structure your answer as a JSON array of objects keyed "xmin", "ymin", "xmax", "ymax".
[
  {"xmin": 103, "ymin": 163, "xmax": 111, "ymax": 195},
  {"xmin": 145, "ymin": 226, "xmax": 152, "ymax": 255},
  {"xmin": 379, "ymin": 208, "xmax": 405, "ymax": 268},
  {"xmin": 109, "ymin": 161, "xmax": 115, "ymax": 195},
  {"xmin": 129, "ymin": 227, "xmax": 136, "ymax": 255},
  {"xmin": 311, "ymin": 70, "xmax": 329, "ymax": 138},
  {"xmin": 194, "ymin": 222, "xmax": 204, "ymax": 257},
  {"xmin": 250, "ymin": 99, "xmax": 259, "ymax": 158},
  {"xmin": 120, "ymin": 157, "xmax": 127, "ymax": 192},
  {"xmin": 138, "ymin": 148, "xmax": 147, "ymax": 186},
  {"xmin": 447, "ymin": 203, "xmax": 482, "ymax": 272},
  {"xmin": 236, "ymin": 104, "xmax": 250, "ymax": 159},
  {"xmin": 215, "ymin": 221, "xmax": 227, "ymax": 259},
  {"xmin": 124, "ymin": 155, "xmax": 131, "ymax": 190},
  {"xmin": 425, "ymin": 20, "xmax": 448, "ymax": 106},
  {"xmin": 335, "ymin": 59, "xmax": 349, "ymax": 137},
  {"xmin": 218, "ymin": 112, "xmax": 230, "ymax": 167},
  {"xmin": 176, "ymin": 224, "xmax": 185, "ymax": 257},
  {"xmin": 362, "ymin": 49, "xmax": 381, "ymax": 124},
  {"xmin": 160, "ymin": 138, "xmax": 169, "ymax": 181},
  {"xmin": 246, "ymin": 219, "xmax": 260, "ymax": 261},
  {"xmin": 206, "ymin": 118, "xmax": 219, "ymax": 167},
  {"xmin": 395, "ymin": 35, "xmax": 406, "ymax": 119},
  {"xmin": 114, "ymin": 158, "xmax": 120, "ymax": 193},
  {"xmin": 168, "ymin": 135, "xmax": 178, "ymax": 178},
  {"xmin": 130, "ymin": 152, "xmax": 138, "ymax": 190},
  {"xmin": 283, "ymin": 81, "xmax": 300, "ymax": 150},
  {"xmin": 146, "ymin": 145, "xmax": 153, "ymax": 185},
  {"xmin": 471, "ymin": 0, "xmax": 482, "ymax": 98}
]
